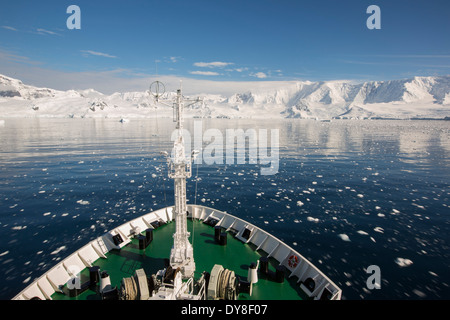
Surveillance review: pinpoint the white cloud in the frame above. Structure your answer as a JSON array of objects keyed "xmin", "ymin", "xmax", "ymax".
[
  {"xmin": 2, "ymin": 26, "xmax": 17, "ymax": 31},
  {"xmin": 251, "ymin": 72, "xmax": 268, "ymax": 79},
  {"xmin": 80, "ymin": 50, "xmax": 117, "ymax": 59},
  {"xmin": 0, "ymin": 64, "xmax": 298, "ymax": 96},
  {"xmin": 36, "ymin": 28, "xmax": 60, "ymax": 36},
  {"xmin": 0, "ymin": 48, "xmax": 297, "ymax": 96},
  {"xmin": 226, "ymin": 67, "xmax": 249, "ymax": 73},
  {"xmin": 193, "ymin": 61, "xmax": 233, "ymax": 68},
  {"xmin": 163, "ymin": 56, "xmax": 181, "ymax": 63},
  {"xmin": 0, "ymin": 49, "xmax": 42, "ymax": 65},
  {"xmin": 190, "ymin": 71, "xmax": 220, "ymax": 76}
]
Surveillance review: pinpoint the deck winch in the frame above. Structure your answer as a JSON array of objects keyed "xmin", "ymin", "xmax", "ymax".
[
  {"xmin": 207, "ymin": 265, "xmax": 237, "ymax": 300},
  {"xmin": 206, "ymin": 264, "xmax": 253, "ymax": 300},
  {"xmin": 119, "ymin": 269, "xmax": 150, "ymax": 300}
]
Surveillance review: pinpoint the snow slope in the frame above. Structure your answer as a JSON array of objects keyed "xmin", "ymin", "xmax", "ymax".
[{"xmin": 0, "ymin": 74, "xmax": 449, "ymax": 119}]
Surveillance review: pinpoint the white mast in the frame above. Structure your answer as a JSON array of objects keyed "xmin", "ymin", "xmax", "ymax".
[{"xmin": 152, "ymin": 82, "xmax": 200, "ymax": 279}]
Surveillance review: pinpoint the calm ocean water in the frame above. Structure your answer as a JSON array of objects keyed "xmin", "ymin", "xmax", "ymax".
[{"xmin": 0, "ymin": 118, "xmax": 449, "ymax": 300}]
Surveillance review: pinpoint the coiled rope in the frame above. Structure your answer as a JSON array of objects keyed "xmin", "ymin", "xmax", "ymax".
[
  {"xmin": 217, "ymin": 269, "xmax": 236, "ymax": 300},
  {"xmin": 120, "ymin": 276, "xmax": 139, "ymax": 300}
]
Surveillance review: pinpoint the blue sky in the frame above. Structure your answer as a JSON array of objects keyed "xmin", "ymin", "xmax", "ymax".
[{"xmin": 0, "ymin": 0, "xmax": 449, "ymax": 93}]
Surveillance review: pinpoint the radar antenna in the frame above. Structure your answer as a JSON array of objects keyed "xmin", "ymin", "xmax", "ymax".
[
  {"xmin": 149, "ymin": 81, "xmax": 165, "ymax": 102},
  {"xmin": 153, "ymin": 81, "xmax": 202, "ymax": 279}
]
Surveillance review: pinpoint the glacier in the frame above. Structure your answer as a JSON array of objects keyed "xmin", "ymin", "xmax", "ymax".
[{"xmin": 0, "ymin": 73, "xmax": 449, "ymax": 120}]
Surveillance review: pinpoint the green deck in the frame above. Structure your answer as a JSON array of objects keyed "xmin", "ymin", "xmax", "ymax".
[{"xmin": 52, "ymin": 219, "xmax": 308, "ymax": 300}]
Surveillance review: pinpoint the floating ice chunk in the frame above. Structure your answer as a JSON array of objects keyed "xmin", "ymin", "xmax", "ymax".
[
  {"xmin": 151, "ymin": 173, "xmax": 157, "ymax": 178},
  {"xmin": 293, "ymin": 219, "xmax": 300, "ymax": 223},
  {"xmin": 395, "ymin": 257, "xmax": 413, "ymax": 267},
  {"xmin": 357, "ymin": 194, "xmax": 364, "ymax": 198},
  {"xmin": 413, "ymin": 289, "xmax": 426, "ymax": 298},
  {"xmin": 297, "ymin": 201, "xmax": 304, "ymax": 207},
  {"xmin": 338, "ymin": 234, "xmax": 350, "ymax": 242},
  {"xmin": 392, "ymin": 209, "xmax": 400, "ymax": 214},
  {"xmin": 0, "ymin": 251, "xmax": 9, "ymax": 257},
  {"xmin": 76, "ymin": 200, "xmax": 90, "ymax": 205},
  {"xmin": 307, "ymin": 216, "xmax": 319, "ymax": 222},
  {"xmin": 357, "ymin": 230, "xmax": 369, "ymax": 235},
  {"xmin": 11, "ymin": 226, "xmax": 27, "ymax": 230},
  {"xmin": 43, "ymin": 212, "xmax": 51, "ymax": 216},
  {"xmin": 61, "ymin": 213, "xmax": 69, "ymax": 217},
  {"xmin": 377, "ymin": 213, "xmax": 385, "ymax": 217},
  {"xmin": 23, "ymin": 277, "xmax": 31, "ymax": 284},
  {"xmin": 412, "ymin": 203, "xmax": 426, "ymax": 210},
  {"xmin": 373, "ymin": 227, "xmax": 384, "ymax": 233},
  {"xmin": 50, "ymin": 246, "xmax": 67, "ymax": 255}
]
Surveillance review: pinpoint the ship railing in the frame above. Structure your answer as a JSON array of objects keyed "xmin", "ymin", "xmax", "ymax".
[{"xmin": 187, "ymin": 204, "xmax": 342, "ymax": 300}]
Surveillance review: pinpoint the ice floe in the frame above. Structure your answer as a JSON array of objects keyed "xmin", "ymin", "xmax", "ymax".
[
  {"xmin": 338, "ymin": 234, "xmax": 351, "ymax": 241},
  {"xmin": 395, "ymin": 257, "xmax": 413, "ymax": 267},
  {"xmin": 373, "ymin": 227, "xmax": 384, "ymax": 233},
  {"xmin": 50, "ymin": 246, "xmax": 67, "ymax": 255},
  {"xmin": 11, "ymin": 226, "xmax": 27, "ymax": 230}
]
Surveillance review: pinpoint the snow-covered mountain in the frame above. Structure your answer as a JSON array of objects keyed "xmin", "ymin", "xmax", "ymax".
[{"xmin": 0, "ymin": 73, "xmax": 449, "ymax": 119}]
